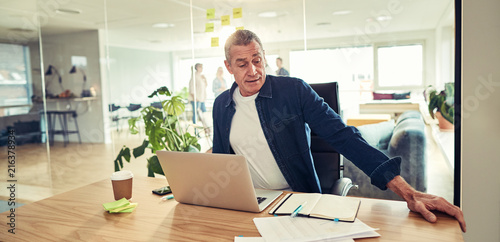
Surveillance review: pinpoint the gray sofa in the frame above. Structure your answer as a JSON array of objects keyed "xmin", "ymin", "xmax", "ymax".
[{"xmin": 344, "ymin": 110, "xmax": 427, "ymax": 200}]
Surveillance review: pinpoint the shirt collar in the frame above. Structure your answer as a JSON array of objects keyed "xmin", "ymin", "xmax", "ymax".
[{"xmin": 225, "ymin": 75, "xmax": 273, "ymax": 108}]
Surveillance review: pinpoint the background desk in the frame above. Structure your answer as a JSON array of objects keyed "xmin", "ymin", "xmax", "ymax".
[{"xmin": 0, "ymin": 177, "xmax": 463, "ymax": 241}]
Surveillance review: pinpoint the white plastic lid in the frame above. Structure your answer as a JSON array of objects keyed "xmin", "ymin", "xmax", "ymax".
[{"xmin": 110, "ymin": 170, "xmax": 134, "ymax": 181}]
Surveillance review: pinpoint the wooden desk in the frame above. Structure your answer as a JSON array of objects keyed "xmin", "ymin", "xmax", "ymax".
[{"xmin": 0, "ymin": 177, "xmax": 463, "ymax": 241}]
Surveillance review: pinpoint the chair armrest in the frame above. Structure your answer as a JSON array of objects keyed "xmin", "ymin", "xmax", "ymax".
[{"xmin": 332, "ymin": 177, "xmax": 358, "ymax": 196}]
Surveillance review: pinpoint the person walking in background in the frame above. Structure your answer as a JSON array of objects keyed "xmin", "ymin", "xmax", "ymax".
[
  {"xmin": 188, "ymin": 63, "xmax": 207, "ymax": 124},
  {"xmin": 212, "ymin": 67, "xmax": 227, "ymax": 98},
  {"xmin": 275, "ymin": 57, "xmax": 290, "ymax": 76}
]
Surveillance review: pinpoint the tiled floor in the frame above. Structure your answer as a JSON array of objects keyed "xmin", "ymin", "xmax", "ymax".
[{"xmin": 0, "ymin": 123, "xmax": 454, "ymax": 208}]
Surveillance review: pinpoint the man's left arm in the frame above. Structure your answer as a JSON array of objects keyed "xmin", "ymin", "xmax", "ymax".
[{"xmin": 387, "ymin": 175, "xmax": 466, "ymax": 232}]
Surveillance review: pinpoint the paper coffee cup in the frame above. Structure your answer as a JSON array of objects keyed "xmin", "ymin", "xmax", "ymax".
[{"xmin": 111, "ymin": 170, "xmax": 133, "ymax": 200}]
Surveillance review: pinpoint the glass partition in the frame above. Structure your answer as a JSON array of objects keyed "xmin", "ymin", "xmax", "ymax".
[
  {"xmin": 303, "ymin": 0, "xmax": 455, "ymax": 202},
  {"xmin": 0, "ymin": 0, "xmax": 456, "ymax": 205}
]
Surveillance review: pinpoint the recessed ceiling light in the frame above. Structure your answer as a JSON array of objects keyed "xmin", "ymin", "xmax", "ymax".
[
  {"xmin": 152, "ymin": 23, "xmax": 175, "ymax": 28},
  {"xmin": 55, "ymin": 8, "xmax": 82, "ymax": 14},
  {"xmin": 376, "ymin": 15, "xmax": 392, "ymax": 21},
  {"xmin": 332, "ymin": 10, "xmax": 352, "ymax": 15},
  {"xmin": 258, "ymin": 11, "xmax": 278, "ymax": 18},
  {"xmin": 316, "ymin": 22, "xmax": 331, "ymax": 26}
]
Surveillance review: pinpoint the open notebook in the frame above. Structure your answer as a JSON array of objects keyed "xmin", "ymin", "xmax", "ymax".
[{"xmin": 269, "ymin": 193, "xmax": 361, "ymax": 222}]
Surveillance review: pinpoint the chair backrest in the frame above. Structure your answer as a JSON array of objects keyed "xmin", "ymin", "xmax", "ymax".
[
  {"xmin": 127, "ymin": 103, "xmax": 142, "ymax": 112},
  {"xmin": 309, "ymin": 82, "xmax": 341, "ymax": 194}
]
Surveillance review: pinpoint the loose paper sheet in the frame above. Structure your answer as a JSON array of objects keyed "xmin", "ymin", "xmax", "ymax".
[{"xmin": 253, "ymin": 217, "xmax": 379, "ymax": 241}]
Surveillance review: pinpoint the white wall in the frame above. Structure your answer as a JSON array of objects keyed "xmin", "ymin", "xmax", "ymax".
[
  {"xmin": 462, "ymin": 1, "xmax": 500, "ymax": 241},
  {"xmin": 39, "ymin": 30, "xmax": 105, "ymax": 143}
]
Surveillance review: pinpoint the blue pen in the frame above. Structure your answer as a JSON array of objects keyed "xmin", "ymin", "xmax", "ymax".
[{"xmin": 291, "ymin": 201, "xmax": 307, "ymax": 218}]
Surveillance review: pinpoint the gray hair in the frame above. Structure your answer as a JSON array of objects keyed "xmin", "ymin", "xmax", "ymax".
[{"xmin": 224, "ymin": 29, "xmax": 264, "ymax": 62}]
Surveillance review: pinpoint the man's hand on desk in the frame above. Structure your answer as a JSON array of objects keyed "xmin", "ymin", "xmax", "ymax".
[{"xmin": 387, "ymin": 175, "xmax": 466, "ymax": 233}]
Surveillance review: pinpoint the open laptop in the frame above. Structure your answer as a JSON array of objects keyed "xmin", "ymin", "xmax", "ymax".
[{"xmin": 156, "ymin": 150, "xmax": 283, "ymax": 213}]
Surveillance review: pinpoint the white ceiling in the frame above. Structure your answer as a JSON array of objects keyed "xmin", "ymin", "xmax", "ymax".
[{"xmin": 0, "ymin": 0, "xmax": 454, "ymax": 51}]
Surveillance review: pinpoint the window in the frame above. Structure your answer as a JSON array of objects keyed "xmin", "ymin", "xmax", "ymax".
[
  {"xmin": 0, "ymin": 43, "xmax": 32, "ymax": 116},
  {"xmin": 290, "ymin": 47, "xmax": 373, "ymax": 90},
  {"xmin": 375, "ymin": 44, "xmax": 423, "ymax": 89}
]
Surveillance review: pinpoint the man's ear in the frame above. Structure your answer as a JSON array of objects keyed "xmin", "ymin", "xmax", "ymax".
[{"xmin": 224, "ymin": 60, "xmax": 233, "ymax": 75}]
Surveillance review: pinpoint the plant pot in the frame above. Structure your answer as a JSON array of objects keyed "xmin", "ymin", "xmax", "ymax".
[{"xmin": 435, "ymin": 111, "xmax": 454, "ymax": 132}]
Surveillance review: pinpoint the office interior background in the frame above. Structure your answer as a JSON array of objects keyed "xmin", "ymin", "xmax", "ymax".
[{"xmin": 0, "ymin": 0, "xmax": 498, "ymax": 241}]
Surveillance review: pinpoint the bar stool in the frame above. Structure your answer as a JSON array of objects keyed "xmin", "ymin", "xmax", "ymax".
[{"xmin": 40, "ymin": 110, "xmax": 82, "ymax": 146}]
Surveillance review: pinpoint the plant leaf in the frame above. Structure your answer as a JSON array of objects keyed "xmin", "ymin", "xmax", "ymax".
[
  {"xmin": 128, "ymin": 117, "xmax": 141, "ymax": 135},
  {"xmin": 164, "ymin": 96, "xmax": 185, "ymax": 116},
  {"xmin": 133, "ymin": 140, "xmax": 149, "ymax": 158},
  {"xmin": 147, "ymin": 155, "xmax": 164, "ymax": 176},
  {"xmin": 148, "ymin": 86, "xmax": 171, "ymax": 98}
]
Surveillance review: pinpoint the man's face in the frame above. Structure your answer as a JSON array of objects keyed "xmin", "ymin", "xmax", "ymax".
[
  {"xmin": 224, "ymin": 40, "xmax": 266, "ymax": 97},
  {"xmin": 276, "ymin": 58, "xmax": 282, "ymax": 68}
]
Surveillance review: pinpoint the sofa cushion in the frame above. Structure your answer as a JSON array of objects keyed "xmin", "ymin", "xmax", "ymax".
[
  {"xmin": 395, "ymin": 110, "xmax": 422, "ymax": 126},
  {"xmin": 357, "ymin": 119, "xmax": 395, "ymax": 150}
]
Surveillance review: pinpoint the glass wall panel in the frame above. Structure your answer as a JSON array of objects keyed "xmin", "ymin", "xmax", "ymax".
[
  {"xmin": 303, "ymin": 0, "xmax": 455, "ymax": 202},
  {"xmin": 0, "ymin": 0, "xmax": 47, "ymax": 205}
]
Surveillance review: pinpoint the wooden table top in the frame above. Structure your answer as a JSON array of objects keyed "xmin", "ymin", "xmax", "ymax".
[{"xmin": 0, "ymin": 177, "xmax": 463, "ymax": 241}]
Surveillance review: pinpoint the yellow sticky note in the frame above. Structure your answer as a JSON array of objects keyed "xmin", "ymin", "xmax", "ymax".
[
  {"xmin": 236, "ymin": 26, "xmax": 244, "ymax": 30},
  {"xmin": 205, "ymin": 23, "xmax": 214, "ymax": 32},
  {"xmin": 109, "ymin": 203, "xmax": 138, "ymax": 213},
  {"xmin": 207, "ymin": 8, "xmax": 215, "ymax": 19},
  {"xmin": 233, "ymin": 8, "xmax": 242, "ymax": 18},
  {"xmin": 221, "ymin": 15, "xmax": 230, "ymax": 26},
  {"xmin": 211, "ymin": 37, "xmax": 219, "ymax": 47},
  {"xmin": 102, "ymin": 198, "xmax": 129, "ymax": 211}
]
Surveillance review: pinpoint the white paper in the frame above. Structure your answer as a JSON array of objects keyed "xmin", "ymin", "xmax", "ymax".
[
  {"xmin": 234, "ymin": 237, "xmax": 266, "ymax": 242},
  {"xmin": 253, "ymin": 217, "xmax": 379, "ymax": 242}
]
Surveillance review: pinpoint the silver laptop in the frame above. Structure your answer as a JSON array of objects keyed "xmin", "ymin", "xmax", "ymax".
[{"xmin": 156, "ymin": 150, "xmax": 283, "ymax": 213}]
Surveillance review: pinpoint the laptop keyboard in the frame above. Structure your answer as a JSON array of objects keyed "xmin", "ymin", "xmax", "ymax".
[{"xmin": 257, "ymin": 197, "xmax": 267, "ymax": 204}]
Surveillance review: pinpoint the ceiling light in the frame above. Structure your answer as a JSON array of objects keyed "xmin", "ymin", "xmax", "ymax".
[
  {"xmin": 55, "ymin": 8, "xmax": 82, "ymax": 14},
  {"xmin": 152, "ymin": 23, "xmax": 175, "ymax": 28},
  {"xmin": 8, "ymin": 28, "xmax": 35, "ymax": 33},
  {"xmin": 316, "ymin": 22, "xmax": 331, "ymax": 26},
  {"xmin": 376, "ymin": 16, "xmax": 392, "ymax": 21},
  {"xmin": 258, "ymin": 11, "xmax": 278, "ymax": 18},
  {"xmin": 332, "ymin": 10, "xmax": 352, "ymax": 15}
]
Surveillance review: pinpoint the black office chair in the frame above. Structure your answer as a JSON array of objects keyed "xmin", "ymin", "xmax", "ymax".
[{"xmin": 309, "ymin": 82, "xmax": 357, "ymax": 196}]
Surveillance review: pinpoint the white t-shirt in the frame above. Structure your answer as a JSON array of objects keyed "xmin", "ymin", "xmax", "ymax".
[{"xmin": 230, "ymin": 87, "xmax": 290, "ymax": 190}]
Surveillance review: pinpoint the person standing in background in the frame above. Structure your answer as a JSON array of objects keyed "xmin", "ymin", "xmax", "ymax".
[
  {"xmin": 188, "ymin": 63, "xmax": 207, "ymax": 124},
  {"xmin": 275, "ymin": 57, "xmax": 290, "ymax": 76},
  {"xmin": 212, "ymin": 67, "xmax": 227, "ymax": 98}
]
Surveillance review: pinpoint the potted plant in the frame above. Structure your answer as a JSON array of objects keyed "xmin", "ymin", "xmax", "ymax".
[
  {"xmin": 424, "ymin": 83, "xmax": 454, "ymax": 131},
  {"xmin": 114, "ymin": 86, "xmax": 201, "ymax": 177}
]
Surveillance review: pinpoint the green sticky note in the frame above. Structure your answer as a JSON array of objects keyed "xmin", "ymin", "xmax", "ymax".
[
  {"xmin": 221, "ymin": 15, "xmax": 230, "ymax": 26},
  {"xmin": 233, "ymin": 8, "xmax": 242, "ymax": 18},
  {"xmin": 207, "ymin": 8, "xmax": 215, "ymax": 19},
  {"xmin": 103, "ymin": 198, "xmax": 129, "ymax": 211},
  {"xmin": 109, "ymin": 203, "xmax": 138, "ymax": 213},
  {"xmin": 205, "ymin": 23, "xmax": 214, "ymax": 32}
]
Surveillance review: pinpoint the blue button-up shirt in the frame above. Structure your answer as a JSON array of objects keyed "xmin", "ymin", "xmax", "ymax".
[{"xmin": 212, "ymin": 75, "xmax": 401, "ymax": 193}]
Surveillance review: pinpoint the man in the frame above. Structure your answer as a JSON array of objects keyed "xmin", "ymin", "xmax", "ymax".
[
  {"xmin": 212, "ymin": 30, "xmax": 466, "ymax": 232},
  {"xmin": 275, "ymin": 57, "xmax": 290, "ymax": 76}
]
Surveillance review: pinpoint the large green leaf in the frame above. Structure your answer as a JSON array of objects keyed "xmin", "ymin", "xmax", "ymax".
[
  {"xmin": 113, "ymin": 146, "xmax": 131, "ymax": 171},
  {"xmin": 148, "ymin": 86, "xmax": 171, "ymax": 98},
  {"xmin": 147, "ymin": 155, "xmax": 164, "ymax": 176},
  {"xmin": 128, "ymin": 117, "xmax": 141, "ymax": 135},
  {"xmin": 164, "ymin": 96, "xmax": 185, "ymax": 116},
  {"xmin": 133, "ymin": 140, "xmax": 149, "ymax": 158}
]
